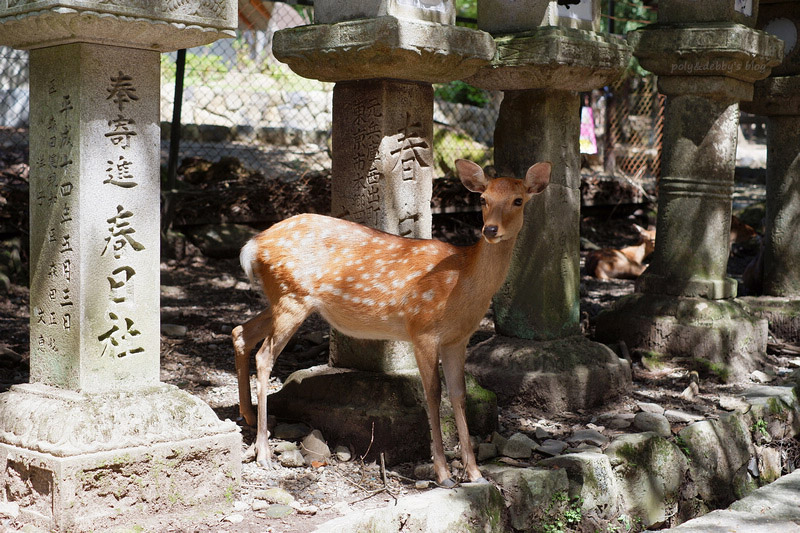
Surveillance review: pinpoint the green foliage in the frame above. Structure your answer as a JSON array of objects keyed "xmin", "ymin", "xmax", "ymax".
[
  {"xmin": 752, "ymin": 418, "xmax": 769, "ymax": 438},
  {"xmin": 541, "ymin": 492, "xmax": 583, "ymax": 533},
  {"xmin": 673, "ymin": 435, "xmax": 692, "ymax": 462},
  {"xmin": 160, "ymin": 52, "xmax": 229, "ymax": 84},
  {"xmin": 456, "ymin": 0, "xmax": 478, "ymax": 20},
  {"xmin": 435, "ymin": 80, "xmax": 490, "ymax": 108}
]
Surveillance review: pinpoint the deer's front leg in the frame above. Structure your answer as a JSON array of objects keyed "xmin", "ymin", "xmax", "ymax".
[
  {"xmin": 413, "ymin": 337, "xmax": 453, "ymax": 487},
  {"xmin": 441, "ymin": 341, "xmax": 485, "ymax": 483},
  {"xmin": 253, "ymin": 336, "xmax": 275, "ymax": 467}
]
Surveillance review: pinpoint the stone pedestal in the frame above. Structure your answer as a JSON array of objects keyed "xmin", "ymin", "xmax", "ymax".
[
  {"xmin": 0, "ymin": 3, "xmax": 240, "ymax": 530},
  {"xmin": 460, "ymin": 5, "xmax": 633, "ymax": 410},
  {"xmin": 270, "ymin": 2, "xmax": 497, "ymax": 461},
  {"xmin": 595, "ymin": 11, "xmax": 783, "ymax": 379}
]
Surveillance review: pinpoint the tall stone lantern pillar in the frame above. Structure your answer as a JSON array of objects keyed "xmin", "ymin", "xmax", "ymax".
[
  {"xmin": 596, "ymin": 1, "xmax": 784, "ymax": 379},
  {"xmin": 463, "ymin": 0, "xmax": 634, "ymax": 411},
  {"xmin": 0, "ymin": 3, "xmax": 241, "ymax": 530},
  {"xmin": 267, "ymin": 1, "xmax": 496, "ymax": 463},
  {"xmin": 740, "ymin": 3, "xmax": 800, "ymax": 340}
]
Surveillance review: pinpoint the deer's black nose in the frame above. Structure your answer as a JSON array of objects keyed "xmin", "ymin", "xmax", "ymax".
[{"xmin": 483, "ymin": 225, "xmax": 498, "ymax": 239}]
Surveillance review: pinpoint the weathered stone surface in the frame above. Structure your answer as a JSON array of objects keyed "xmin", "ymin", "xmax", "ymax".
[
  {"xmin": 482, "ymin": 465, "xmax": 570, "ymax": 531},
  {"xmin": 657, "ymin": 0, "xmax": 758, "ymax": 27},
  {"xmin": 313, "ymin": 483, "xmax": 506, "ymax": 532},
  {"xmin": 567, "ymin": 429, "xmax": 609, "ymax": 447},
  {"xmin": 605, "ymin": 432, "xmax": 688, "ymax": 527},
  {"xmin": 743, "ymin": 75, "xmax": 800, "ymax": 116},
  {"xmin": 273, "ymin": 17, "xmax": 495, "ymax": 84},
  {"xmin": 539, "ymin": 452, "xmax": 620, "ymax": 517},
  {"xmin": 491, "ymin": 89, "xmax": 582, "ymax": 339},
  {"xmin": 477, "ymin": 442, "xmax": 498, "ymax": 461},
  {"xmin": 465, "ymin": 27, "xmax": 631, "ymax": 92},
  {"xmin": 467, "ymin": 335, "xmax": 631, "ymax": 411},
  {"xmin": 630, "ymin": 24, "xmax": 783, "ymax": 87},
  {"xmin": 679, "ymin": 414, "xmax": 755, "ymax": 508},
  {"xmin": 314, "ymin": 0, "xmax": 454, "ymax": 25},
  {"xmin": 0, "ymin": 384, "xmax": 241, "ymax": 530},
  {"xmin": 273, "ymin": 423, "xmax": 312, "ymax": 440},
  {"xmin": 478, "ymin": 0, "xmax": 601, "ymax": 33},
  {"xmin": 0, "ymin": 0, "xmax": 236, "ymax": 50},
  {"xmin": 757, "ymin": 4, "xmax": 800, "ymax": 76},
  {"xmin": 254, "ymin": 487, "xmax": 295, "ymax": 505},
  {"xmin": 595, "ymin": 295, "xmax": 768, "ymax": 382},
  {"xmin": 26, "ymin": 43, "xmax": 161, "ymax": 392},
  {"xmin": 500, "ymin": 432, "xmax": 535, "ymax": 459},
  {"xmin": 279, "ymin": 450, "xmax": 306, "ymax": 468},
  {"xmin": 633, "ymin": 412, "xmax": 672, "ymax": 438}
]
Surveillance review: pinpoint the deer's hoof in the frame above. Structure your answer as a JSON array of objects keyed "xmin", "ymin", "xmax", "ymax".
[
  {"xmin": 437, "ymin": 478, "xmax": 457, "ymax": 489},
  {"xmin": 471, "ymin": 477, "xmax": 490, "ymax": 485}
]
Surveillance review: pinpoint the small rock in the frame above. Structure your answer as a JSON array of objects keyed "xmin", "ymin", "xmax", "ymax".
[
  {"xmin": 273, "ymin": 423, "xmax": 312, "ymax": 440},
  {"xmin": 161, "ymin": 323, "xmax": 187, "ymax": 337},
  {"xmin": 567, "ymin": 443, "xmax": 602, "ymax": 454},
  {"xmin": 254, "ymin": 487, "xmax": 295, "ymax": 505},
  {"xmin": 633, "ymin": 412, "xmax": 671, "ymax": 438},
  {"xmin": 535, "ymin": 439, "xmax": 568, "ymax": 457},
  {"xmin": 233, "ymin": 500, "xmax": 249, "ymax": 512},
  {"xmin": 252, "ymin": 500, "xmax": 270, "ymax": 512},
  {"xmin": 414, "ymin": 463, "xmax": 435, "ymax": 480},
  {"xmin": 567, "ymin": 429, "xmax": 609, "ymax": 447},
  {"xmin": 289, "ymin": 501, "xmax": 319, "ymax": 515},
  {"xmin": 334, "ymin": 445, "xmax": 352, "ymax": 462},
  {"xmin": 534, "ymin": 426, "xmax": 551, "ymax": 440},
  {"xmin": 278, "ymin": 450, "xmax": 306, "ymax": 468},
  {"xmin": 491, "ymin": 431, "xmax": 507, "ymax": 452},
  {"xmin": 301, "ymin": 429, "xmax": 331, "ymax": 465},
  {"xmin": 636, "ymin": 402, "xmax": 665, "ymax": 415},
  {"xmin": 664, "ymin": 409, "xmax": 704, "ymax": 423},
  {"xmin": 273, "ymin": 441, "xmax": 299, "ymax": 453},
  {"xmin": 0, "ymin": 501, "xmax": 19, "ymax": 518},
  {"xmin": 477, "ymin": 442, "xmax": 497, "ymax": 462},
  {"xmin": 264, "ymin": 504, "xmax": 294, "ymax": 519},
  {"xmin": 719, "ymin": 396, "xmax": 750, "ymax": 412},
  {"xmin": 500, "ymin": 432, "xmax": 535, "ymax": 459},
  {"xmin": 750, "ymin": 370, "xmax": 774, "ymax": 383},
  {"xmin": 224, "ymin": 513, "xmax": 245, "ymax": 524},
  {"xmin": 415, "ymin": 480, "xmax": 432, "ymax": 490},
  {"xmin": 787, "ymin": 358, "xmax": 800, "ymax": 368}
]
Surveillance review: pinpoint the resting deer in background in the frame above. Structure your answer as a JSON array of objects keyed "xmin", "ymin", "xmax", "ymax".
[
  {"xmin": 232, "ymin": 159, "xmax": 551, "ymax": 487},
  {"xmin": 585, "ymin": 224, "xmax": 656, "ymax": 280}
]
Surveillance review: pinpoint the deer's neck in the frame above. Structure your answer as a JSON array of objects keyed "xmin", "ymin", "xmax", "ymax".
[
  {"xmin": 463, "ymin": 236, "xmax": 518, "ymax": 298},
  {"xmin": 621, "ymin": 243, "xmax": 647, "ymax": 265}
]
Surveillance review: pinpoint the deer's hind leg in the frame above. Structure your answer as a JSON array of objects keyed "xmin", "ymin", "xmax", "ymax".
[
  {"xmin": 233, "ymin": 308, "xmax": 274, "ymax": 427},
  {"xmin": 252, "ymin": 296, "xmax": 313, "ymax": 467}
]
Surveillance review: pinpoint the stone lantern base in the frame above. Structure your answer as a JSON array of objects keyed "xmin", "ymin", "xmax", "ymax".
[
  {"xmin": 594, "ymin": 295, "xmax": 768, "ymax": 381},
  {"xmin": 0, "ymin": 384, "xmax": 242, "ymax": 531},
  {"xmin": 739, "ymin": 297, "xmax": 800, "ymax": 343},
  {"xmin": 465, "ymin": 335, "xmax": 632, "ymax": 411},
  {"xmin": 268, "ymin": 367, "xmax": 497, "ymax": 466}
]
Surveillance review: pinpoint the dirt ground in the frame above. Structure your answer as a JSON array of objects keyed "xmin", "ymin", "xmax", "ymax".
[{"xmin": 1, "ymin": 151, "xmax": 799, "ymax": 532}]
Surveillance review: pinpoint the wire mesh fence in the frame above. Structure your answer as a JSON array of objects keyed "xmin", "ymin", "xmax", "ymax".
[{"xmin": 0, "ymin": 46, "xmax": 29, "ymax": 162}]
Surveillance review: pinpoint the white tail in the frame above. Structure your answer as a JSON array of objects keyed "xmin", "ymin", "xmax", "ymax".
[
  {"xmin": 585, "ymin": 224, "xmax": 656, "ymax": 280},
  {"xmin": 232, "ymin": 159, "xmax": 551, "ymax": 486}
]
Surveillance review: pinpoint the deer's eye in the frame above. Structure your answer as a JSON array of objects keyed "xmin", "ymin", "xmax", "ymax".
[
  {"xmin": 513, "ymin": 198, "xmax": 523, "ymax": 206},
  {"xmin": 480, "ymin": 197, "xmax": 487, "ymax": 206}
]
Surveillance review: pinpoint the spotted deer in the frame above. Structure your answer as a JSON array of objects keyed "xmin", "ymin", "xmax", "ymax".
[
  {"xmin": 232, "ymin": 159, "xmax": 551, "ymax": 487},
  {"xmin": 585, "ymin": 224, "xmax": 656, "ymax": 280}
]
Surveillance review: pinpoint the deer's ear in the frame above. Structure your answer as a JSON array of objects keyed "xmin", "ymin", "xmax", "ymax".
[
  {"xmin": 524, "ymin": 162, "xmax": 551, "ymax": 195},
  {"xmin": 456, "ymin": 159, "xmax": 489, "ymax": 193}
]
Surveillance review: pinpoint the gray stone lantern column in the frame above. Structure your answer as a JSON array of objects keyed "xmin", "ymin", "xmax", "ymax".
[
  {"xmin": 268, "ymin": 1, "xmax": 497, "ymax": 463},
  {"xmin": 740, "ymin": 4, "xmax": 800, "ymax": 340},
  {"xmin": 595, "ymin": 1, "xmax": 784, "ymax": 380},
  {"xmin": 462, "ymin": 0, "xmax": 634, "ymax": 411},
  {"xmin": 0, "ymin": 3, "xmax": 241, "ymax": 531}
]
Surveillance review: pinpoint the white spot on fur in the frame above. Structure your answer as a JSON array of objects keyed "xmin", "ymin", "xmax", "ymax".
[{"xmin": 422, "ymin": 290, "xmax": 435, "ymax": 301}]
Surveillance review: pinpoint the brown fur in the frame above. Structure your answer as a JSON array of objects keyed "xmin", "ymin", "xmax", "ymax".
[{"xmin": 585, "ymin": 225, "xmax": 656, "ymax": 280}]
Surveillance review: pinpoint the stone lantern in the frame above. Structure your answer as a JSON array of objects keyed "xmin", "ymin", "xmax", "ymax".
[
  {"xmin": 0, "ymin": 2, "xmax": 241, "ymax": 530},
  {"xmin": 462, "ymin": 0, "xmax": 635, "ymax": 412},
  {"xmin": 595, "ymin": 0, "xmax": 784, "ymax": 379}
]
